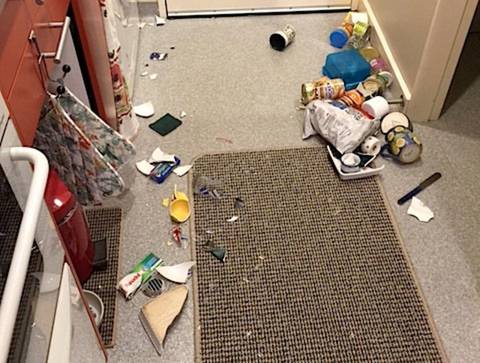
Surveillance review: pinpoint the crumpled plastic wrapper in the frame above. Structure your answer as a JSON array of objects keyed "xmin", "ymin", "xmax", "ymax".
[{"xmin": 303, "ymin": 100, "xmax": 380, "ymax": 154}]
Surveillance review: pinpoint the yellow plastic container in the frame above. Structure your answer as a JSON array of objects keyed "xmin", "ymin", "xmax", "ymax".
[{"xmin": 169, "ymin": 191, "xmax": 191, "ymax": 223}]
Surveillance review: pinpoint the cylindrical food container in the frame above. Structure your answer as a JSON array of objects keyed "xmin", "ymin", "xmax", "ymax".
[
  {"xmin": 359, "ymin": 46, "xmax": 380, "ymax": 62},
  {"xmin": 370, "ymin": 57, "xmax": 389, "ymax": 73},
  {"xmin": 270, "ymin": 24, "xmax": 296, "ymax": 51},
  {"xmin": 301, "ymin": 77, "xmax": 329, "ymax": 104},
  {"xmin": 339, "ymin": 89, "xmax": 364, "ymax": 108},
  {"xmin": 316, "ymin": 78, "xmax": 345, "ymax": 100}
]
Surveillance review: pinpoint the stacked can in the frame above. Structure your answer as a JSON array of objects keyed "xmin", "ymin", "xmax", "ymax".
[
  {"xmin": 356, "ymin": 71, "xmax": 394, "ymax": 99},
  {"xmin": 338, "ymin": 90, "xmax": 365, "ymax": 108},
  {"xmin": 301, "ymin": 77, "xmax": 345, "ymax": 105},
  {"xmin": 349, "ymin": 22, "xmax": 370, "ymax": 49},
  {"xmin": 330, "ymin": 18, "xmax": 354, "ymax": 48}
]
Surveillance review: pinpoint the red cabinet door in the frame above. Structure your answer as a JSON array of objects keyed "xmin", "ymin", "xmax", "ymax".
[
  {"xmin": 0, "ymin": 1, "xmax": 32, "ymax": 96},
  {"xmin": 7, "ymin": 42, "xmax": 46, "ymax": 146},
  {"xmin": 45, "ymin": 0, "xmax": 70, "ymax": 22}
]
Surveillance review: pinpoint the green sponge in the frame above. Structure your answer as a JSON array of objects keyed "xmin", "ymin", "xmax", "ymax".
[{"xmin": 148, "ymin": 113, "xmax": 182, "ymax": 136}]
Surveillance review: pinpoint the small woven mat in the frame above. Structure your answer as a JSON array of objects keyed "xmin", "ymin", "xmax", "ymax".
[
  {"xmin": 84, "ymin": 207, "xmax": 122, "ymax": 348},
  {"xmin": 191, "ymin": 148, "xmax": 445, "ymax": 362}
]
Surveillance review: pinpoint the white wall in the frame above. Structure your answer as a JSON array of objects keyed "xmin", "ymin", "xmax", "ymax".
[{"xmin": 367, "ymin": 0, "xmax": 438, "ymax": 90}]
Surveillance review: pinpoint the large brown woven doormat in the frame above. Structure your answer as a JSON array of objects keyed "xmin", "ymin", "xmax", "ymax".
[
  {"xmin": 191, "ymin": 148, "xmax": 445, "ymax": 362},
  {"xmin": 84, "ymin": 207, "xmax": 122, "ymax": 348}
]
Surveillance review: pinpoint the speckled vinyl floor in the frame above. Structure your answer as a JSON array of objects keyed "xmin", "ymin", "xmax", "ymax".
[{"xmin": 107, "ymin": 14, "xmax": 480, "ymax": 362}]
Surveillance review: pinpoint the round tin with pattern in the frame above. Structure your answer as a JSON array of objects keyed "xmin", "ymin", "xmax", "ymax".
[{"xmin": 383, "ymin": 126, "xmax": 422, "ymax": 164}]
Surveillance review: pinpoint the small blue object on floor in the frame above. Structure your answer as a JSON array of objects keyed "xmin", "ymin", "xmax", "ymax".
[{"xmin": 322, "ymin": 49, "xmax": 371, "ymax": 90}]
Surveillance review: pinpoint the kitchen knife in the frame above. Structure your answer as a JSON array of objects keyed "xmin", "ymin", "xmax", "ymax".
[{"xmin": 397, "ymin": 172, "xmax": 442, "ymax": 205}]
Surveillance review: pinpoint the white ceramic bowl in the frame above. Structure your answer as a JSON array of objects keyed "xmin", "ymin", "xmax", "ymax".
[{"xmin": 83, "ymin": 290, "xmax": 104, "ymax": 327}]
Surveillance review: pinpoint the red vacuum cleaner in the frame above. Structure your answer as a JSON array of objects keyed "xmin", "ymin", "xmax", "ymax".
[{"xmin": 44, "ymin": 170, "xmax": 94, "ymax": 283}]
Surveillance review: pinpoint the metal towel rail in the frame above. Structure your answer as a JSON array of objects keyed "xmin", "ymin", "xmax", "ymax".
[{"xmin": 0, "ymin": 147, "xmax": 49, "ymax": 363}]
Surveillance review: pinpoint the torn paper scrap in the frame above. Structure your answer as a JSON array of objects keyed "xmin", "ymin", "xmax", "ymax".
[
  {"xmin": 138, "ymin": 22, "xmax": 146, "ymax": 29},
  {"xmin": 139, "ymin": 285, "xmax": 188, "ymax": 354},
  {"xmin": 149, "ymin": 73, "xmax": 158, "ymax": 80},
  {"xmin": 156, "ymin": 261, "xmax": 195, "ymax": 283},
  {"xmin": 407, "ymin": 197, "xmax": 434, "ymax": 222},
  {"xmin": 149, "ymin": 147, "xmax": 176, "ymax": 163},
  {"xmin": 162, "ymin": 198, "xmax": 170, "ymax": 208},
  {"xmin": 136, "ymin": 160, "xmax": 155, "ymax": 176},
  {"xmin": 226, "ymin": 216, "xmax": 239, "ymax": 223},
  {"xmin": 173, "ymin": 165, "xmax": 192, "ymax": 177},
  {"xmin": 140, "ymin": 71, "xmax": 149, "ymax": 77},
  {"xmin": 134, "ymin": 101, "xmax": 155, "ymax": 118},
  {"xmin": 179, "ymin": 111, "xmax": 187, "ymax": 118}
]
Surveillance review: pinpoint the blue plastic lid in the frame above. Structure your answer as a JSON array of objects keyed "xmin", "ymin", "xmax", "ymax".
[
  {"xmin": 330, "ymin": 29, "xmax": 349, "ymax": 49},
  {"xmin": 322, "ymin": 49, "xmax": 371, "ymax": 90}
]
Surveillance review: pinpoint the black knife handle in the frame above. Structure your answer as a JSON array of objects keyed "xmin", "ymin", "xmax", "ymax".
[{"xmin": 398, "ymin": 186, "xmax": 422, "ymax": 205}]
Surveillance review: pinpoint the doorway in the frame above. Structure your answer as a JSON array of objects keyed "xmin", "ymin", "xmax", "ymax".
[{"xmin": 165, "ymin": 0, "xmax": 351, "ymax": 17}]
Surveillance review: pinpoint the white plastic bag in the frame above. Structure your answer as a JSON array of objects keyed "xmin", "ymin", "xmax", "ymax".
[{"xmin": 303, "ymin": 100, "xmax": 379, "ymax": 154}]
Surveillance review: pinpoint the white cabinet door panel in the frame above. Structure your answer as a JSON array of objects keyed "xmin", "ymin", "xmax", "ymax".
[{"xmin": 167, "ymin": 0, "xmax": 350, "ymax": 16}]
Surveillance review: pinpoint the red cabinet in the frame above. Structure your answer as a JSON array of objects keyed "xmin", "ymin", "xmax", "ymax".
[
  {"xmin": 0, "ymin": 0, "xmax": 71, "ymax": 146},
  {"xmin": 7, "ymin": 43, "xmax": 46, "ymax": 145},
  {"xmin": 0, "ymin": 1, "xmax": 32, "ymax": 96}
]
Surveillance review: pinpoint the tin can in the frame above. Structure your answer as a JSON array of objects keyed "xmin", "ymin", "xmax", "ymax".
[
  {"xmin": 370, "ymin": 57, "xmax": 389, "ymax": 73},
  {"xmin": 358, "ymin": 76, "xmax": 385, "ymax": 98},
  {"xmin": 270, "ymin": 24, "xmax": 296, "ymax": 51},
  {"xmin": 339, "ymin": 90, "xmax": 364, "ymax": 108},
  {"xmin": 378, "ymin": 71, "xmax": 394, "ymax": 87},
  {"xmin": 316, "ymin": 78, "xmax": 345, "ymax": 100},
  {"xmin": 301, "ymin": 77, "xmax": 330, "ymax": 104},
  {"xmin": 359, "ymin": 46, "xmax": 380, "ymax": 62}
]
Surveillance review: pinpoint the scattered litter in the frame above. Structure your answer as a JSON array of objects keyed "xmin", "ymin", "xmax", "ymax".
[
  {"xmin": 407, "ymin": 197, "xmax": 434, "ymax": 223},
  {"xmin": 234, "ymin": 197, "xmax": 245, "ymax": 209},
  {"xmin": 149, "ymin": 113, "xmax": 183, "ymax": 136},
  {"xmin": 139, "ymin": 285, "xmax": 188, "ymax": 355},
  {"xmin": 173, "ymin": 165, "xmax": 192, "ymax": 177},
  {"xmin": 149, "ymin": 147, "xmax": 176, "ymax": 163},
  {"xmin": 166, "ymin": 240, "xmax": 173, "ymax": 246},
  {"xmin": 215, "ymin": 137, "xmax": 233, "ymax": 144},
  {"xmin": 170, "ymin": 46, "xmax": 175, "ymax": 50},
  {"xmin": 138, "ymin": 22, "xmax": 146, "ymax": 29},
  {"xmin": 211, "ymin": 247, "xmax": 227, "ymax": 263},
  {"xmin": 149, "ymin": 73, "xmax": 158, "ymax": 80},
  {"xmin": 270, "ymin": 24, "xmax": 296, "ymax": 51},
  {"xmin": 226, "ymin": 216, "xmax": 239, "ymax": 223},
  {"xmin": 169, "ymin": 186, "xmax": 191, "ymax": 223},
  {"xmin": 121, "ymin": 19, "xmax": 128, "ymax": 27},
  {"xmin": 156, "ymin": 261, "xmax": 195, "ymax": 283},
  {"xmin": 117, "ymin": 253, "xmax": 163, "ymax": 300},
  {"xmin": 397, "ymin": 172, "xmax": 442, "ymax": 205},
  {"xmin": 194, "ymin": 176, "xmax": 224, "ymax": 199},
  {"xmin": 162, "ymin": 198, "xmax": 170, "ymax": 208},
  {"xmin": 142, "ymin": 277, "xmax": 165, "ymax": 298},
  {"xmin": 134, "ymin": 101, "xmax": 155, "ymax": 118},
  {"xmin": 179, "ymin": 111, "xmax": 187, "ymax": 118},
  {"xmin": 140, "ymin": 71, "xmax": 149, "ymax": 77},
  {"xmin": 295, "ymin": 105, "xmax": 306, "ymax": 111},
  {"xmin": 136, "ymin": 160, "xmax": 155, "ymax": 175},
  {"xmin": 150, "ymin": 157, "xmax": 180, "ymax": 183},
  {"xmin": 150, "ymin": 52, "xmax": 168, "ymax": 61},
  {"xmin": 155, "ymin": 15, "xmax": 166, "ymax": 26},
  {"xmin": 171, "ymin": 225, "xmax": 183, "ymax": 247}
]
